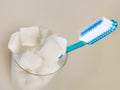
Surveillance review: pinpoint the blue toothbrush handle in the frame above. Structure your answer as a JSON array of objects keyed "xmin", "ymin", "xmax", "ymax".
[{"xmin": 66, "ymin": 41, "xmax": 86, "ymax": 53}]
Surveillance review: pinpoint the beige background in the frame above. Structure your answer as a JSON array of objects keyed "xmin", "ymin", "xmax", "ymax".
[{"xmin": 0, "ymin": 0, "xmax": 120, "ymax": 90}]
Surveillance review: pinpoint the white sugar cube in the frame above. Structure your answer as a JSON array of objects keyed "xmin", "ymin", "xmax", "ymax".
[
  {"xmin": 19, "ymin": 51, "xmax": 43, "ymax": 71},
  {"xmin": 37, "ymin": 63, "xmax": 59, "ymax": 75},
  {"xmin": 8, "ymin": 32, "xmax": 21, "ymax": 53},
  {"xmin": 40, "ymin": 27, "xmax": 53, "ymax": 44},
  {"xmin": 20, "ymin": 26, "xmax": 40, "ymax": 47},
  {"xmin": 51, "ymin": 35, "xmax": 67, "ymax": 54},
  {"xmin": 39, "ymin": 36, "xmax": 65, "ymax": 65}
]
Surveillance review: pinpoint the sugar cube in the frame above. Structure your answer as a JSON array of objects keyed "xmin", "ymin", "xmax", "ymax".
[
  {"xmin": 39, "ymin": 36, "xmax": 65, "ymax": 65},
  {"xmin": 19, "ymin": 51, "xmax": 43, "ymax": 71},
  {"xmin": 40, "ymin": 27, "xmax": 53, "ymax": 44},
  {"xmin": 20, "ymin": 26, "xmax": 40, "ymax": 47},
  {"xmin": 8, "ymin": 32, "xmax": 21, "ymax": 53},
  {"xmin": 51, "ymin": 35, "xmax": 67, "ymax": 54}
]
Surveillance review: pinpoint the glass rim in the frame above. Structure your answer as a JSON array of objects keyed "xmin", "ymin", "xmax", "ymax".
[{"xmin": 12, "ymin": 53, "xmax": 68, "ymax": 76}]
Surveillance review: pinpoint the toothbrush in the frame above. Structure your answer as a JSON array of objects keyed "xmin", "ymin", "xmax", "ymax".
[{"xmin": 66, "ymin": 17, "xmax": 118, "ymax": 53}]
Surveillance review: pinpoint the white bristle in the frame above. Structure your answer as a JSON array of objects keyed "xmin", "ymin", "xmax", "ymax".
[
  {"xmin": 102, "ymin": 22, "xmax": 113, "ymax": 27},
  {"xmin": 80, "ymin": 19, "xmax": 113, "ymax": 43},
  {"xmin": 103, "ymin": 20, "xmax": 112, "ymax": 27},
  {"xmin": 102, "ymin": 17, "xmax": 113, "ymax": 25}
]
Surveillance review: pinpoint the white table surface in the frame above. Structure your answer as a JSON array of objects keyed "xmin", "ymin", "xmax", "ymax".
[{"xmin": 0, "ymin": 0, "xmax": 120, "ymax": 90}]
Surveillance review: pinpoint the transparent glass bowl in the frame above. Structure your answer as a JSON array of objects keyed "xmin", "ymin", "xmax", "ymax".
[
  {"xmin": 11, "ymin": 53, "xmax": 68, "ymax": 90},
  {"xmin": 12, "ymin": 53, "xmax": 68, "ymax": 76}
]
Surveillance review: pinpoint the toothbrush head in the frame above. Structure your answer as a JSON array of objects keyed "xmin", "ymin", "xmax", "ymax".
[{"xmin": 80, "ymin": 17, "xmax": 118, "ymax": 45}]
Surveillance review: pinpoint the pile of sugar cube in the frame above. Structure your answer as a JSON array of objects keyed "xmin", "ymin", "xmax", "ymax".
[
  {"xmin": 8, "ymin": 26, "xmax": 67, "ymax": 90},
  {"xmin": 8, "ymin": 26, "xmax": 67, "ymax": 74}
]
